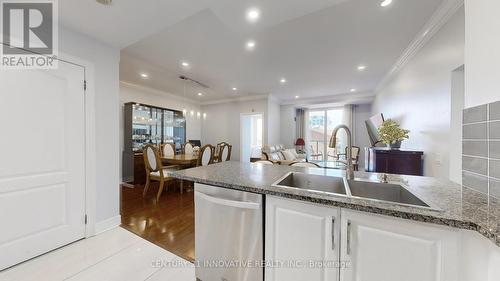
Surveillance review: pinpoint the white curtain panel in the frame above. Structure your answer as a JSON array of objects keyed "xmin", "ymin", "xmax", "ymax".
[
  {"xmin": 303, "ymin": 109, "xmax": 311, "ymax": 157},
  {"xmin": 343, "ymin": 104, "xmax": 353, "ymax": 130},
  {"xmin": 295, "ymin": 108, "xmax": 305, "ymax": 139},
  {"xmin": 339, "ymin": 104, "xmax": 354, "ymax": 155}
]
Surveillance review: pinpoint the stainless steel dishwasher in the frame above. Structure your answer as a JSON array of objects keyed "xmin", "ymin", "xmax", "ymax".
[{"xmin": 195, "ymin": 183, "xmax": 263, "ymax": 281}]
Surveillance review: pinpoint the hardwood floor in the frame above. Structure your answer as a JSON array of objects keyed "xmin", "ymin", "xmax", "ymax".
[{"xmin": 120, "ymin": 181, "xmax": 195, "ymax": 262}]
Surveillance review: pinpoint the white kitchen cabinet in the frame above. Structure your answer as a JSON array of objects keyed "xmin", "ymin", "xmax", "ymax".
[
  {"xmin": 265, "ymin": 196, "xmax": 340, "ymax": 281},
  {"xmin": 340, "ymin": 209, "xmax": 460, "ymax": 281}
]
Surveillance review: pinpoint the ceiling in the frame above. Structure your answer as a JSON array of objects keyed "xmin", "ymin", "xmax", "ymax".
[{"xmin": 60, "ymin": 0, "xmax": 445, "ymax": 103}]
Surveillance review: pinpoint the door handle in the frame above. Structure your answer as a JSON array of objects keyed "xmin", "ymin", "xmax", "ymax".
[
  {"xmin": 347, "ymin": 220, "xmax": 352, "ymax": 255},
  {"xmin": 195, "ymin": 191, "xmax": 260, "ymax": 210},
  {"xmin": 331, "ymin": 217, "xmax": 335, "ymax": 251}
]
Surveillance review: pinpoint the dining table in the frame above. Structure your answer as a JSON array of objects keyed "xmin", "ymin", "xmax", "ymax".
[
  {"xmin": 161, "ymin": 154, "xmax": 198, "ymax": 193},
  {"xmin": 161, "ymin": 154, "xmax": 198, "ymax": 166}
]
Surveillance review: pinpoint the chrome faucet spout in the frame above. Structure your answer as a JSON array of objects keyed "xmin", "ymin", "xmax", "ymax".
[{"xmin": 329, "ymin": 124, "xmax": 354, "ymax": 180}]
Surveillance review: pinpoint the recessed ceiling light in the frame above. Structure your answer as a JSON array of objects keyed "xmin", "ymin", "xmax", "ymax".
[
  {"xmin": 295, "ymin": 95, "xmax": 299, "ymax": 99},
  {"xmin": 357, "ymin": 65, "xmax": 367, "ymax": 71},
  {"xmin": 246, "ymin": 8, "xmax": 260, "ymax": 23},
  {"xmin": 197, "ymin": 92, "xmax": 203, "ymax": 96},
  {"xmin": 350, "ymin": 88, "xmax": 356, "ymax": 92},
  {"xmin": 181, "ymin": 61, "xmax": 190, "ymax": 67},
  {"xmin": 380, "ymin": 0, "xmax": 393, "ymax": 7},
  {"xmin": 280, "ymin": 78, "xmax": 287, "ymax": 84},
  {"xmin": 246, "ymin": 40, "xmax": 256, "ymax": 50},
  {"xmin": 140, "ymin": 73, "xmax": 148, "ymax": 78},
  {"xmin": 232, "ymin": 87, "xmax": 238, "ymax": 91}
]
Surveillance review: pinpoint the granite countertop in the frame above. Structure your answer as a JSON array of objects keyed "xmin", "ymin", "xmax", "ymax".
[{"xmin": 169, "ymin": 161, "xmax": 499, "ymax": 247}]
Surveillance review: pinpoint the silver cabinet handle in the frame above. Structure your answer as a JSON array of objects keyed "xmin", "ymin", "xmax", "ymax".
[
  {"xmin": 347, "ymin": 220, "xmax": 352, "ymax": 255},
  {"xmin": 331, "ymin": 217, "xmax": 335, "ymax": 251},
  {"xmin": 194, "ymin": 191, "xmax": 260, "ymax": 210}
]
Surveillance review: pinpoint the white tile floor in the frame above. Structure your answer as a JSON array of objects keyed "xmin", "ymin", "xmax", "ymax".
[{"xmin": 0, "ymin": 227, "xmax": 195, "ymax": 281}]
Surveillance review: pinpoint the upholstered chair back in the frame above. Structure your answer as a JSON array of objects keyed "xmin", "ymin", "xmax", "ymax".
[
  {"xmin": 184, "ymin": 142, "xmax": 194, "ymax": 155},
  {"xmin": 143, "ymin": 145, "xmax": 161, "ymax": 172},
  {"xmin": 162, "ymin": 143, "xmax": 176, "ymax": 157},
  {"xmin": 198, "ymin": 145, "xmax": 214, "ymax": 166}
]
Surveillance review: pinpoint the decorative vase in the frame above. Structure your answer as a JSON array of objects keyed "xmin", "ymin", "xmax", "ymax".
[{"xmin": 387, "ymin": 141, "xmax": 401, "ymax": 149}]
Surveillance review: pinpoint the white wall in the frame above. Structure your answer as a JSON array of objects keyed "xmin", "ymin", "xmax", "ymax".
[
  {"xmin": 280, "ymin": 105, "xmax": 297, "ymax": 148},
  {"xmin": 59, "ymin": 27, "xmax": 120, "ymax": 225},
  {"xmin": 268, "ymin": 97, "xmax": 281, "ymax": 145},
  {"xmin": 372, "ymin": 8, "xmax": 465, "ymax": 179},
  {"xmin": 353, "ymin": 104, "xmax": 372, "ymax": 170},
  {"xmin": 464, "ymin": 0, "xmax": 500, "ymax": 107},
  {"xmin": 201, "ymin": 98, "xmax": 269, "ymax": 161},
  {"xmin": 450, "ymin": 67, "xmax": 464, "ymax": 184}
]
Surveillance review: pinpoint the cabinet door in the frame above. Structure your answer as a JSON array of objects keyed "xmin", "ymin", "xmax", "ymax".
[
  {"xmin": 266, "ymin": 196, "xmax": 340, "ymax": 281},
  {"xmin": 340, "ymin": 209, "xmax": 459, "ymax": 281}
]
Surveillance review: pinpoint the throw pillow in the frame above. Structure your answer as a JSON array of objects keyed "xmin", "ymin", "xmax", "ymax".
[{"xmin": 281, "ymin": 150, "xmax": 296, "ymax": 160}]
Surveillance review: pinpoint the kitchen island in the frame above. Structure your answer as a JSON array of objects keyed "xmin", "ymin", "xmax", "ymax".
[{"xmin": 169, "ymin": 161, "xmax": 500, "ymax": 281}]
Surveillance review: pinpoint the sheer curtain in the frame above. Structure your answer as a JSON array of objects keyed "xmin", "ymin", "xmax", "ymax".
[
  {"xmin": 343, "ymin": 105, "xmax": 353, "ymax": 130},
  {"xmin": 338, "ymin": 104, "xmax": 353, "ymax": 157}
]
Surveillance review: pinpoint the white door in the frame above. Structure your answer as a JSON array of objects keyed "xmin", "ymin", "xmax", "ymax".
[
  {"xmin": 340, "ymin": 209, "xmax": 460, "ymax": 281},
  {"xmin": 0, "ymin": 60, "xmax": 86, "ymax": 270},
  {"xmin": 266, "ymin": 196, "xmax": 340, "ymax": 281}
]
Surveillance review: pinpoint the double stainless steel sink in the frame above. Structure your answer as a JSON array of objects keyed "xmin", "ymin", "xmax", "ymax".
[{"xmin": 273, "ymin": 172, "xmax": 433, "ymax": 209}]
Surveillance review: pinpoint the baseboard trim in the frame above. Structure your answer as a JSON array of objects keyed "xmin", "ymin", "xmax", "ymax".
[{"xmin": 95, "ymin": 215, "xmax": 122, "ymax": 235}]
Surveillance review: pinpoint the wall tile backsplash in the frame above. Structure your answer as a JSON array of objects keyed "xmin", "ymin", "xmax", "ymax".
[
  {"xmin": 490, "ymin": 159, "xmax": 500, "ymax": 179},
  {"xmin": 491, "ymin": 121, "xmax": 500, "ymax": 139},
  {"xmin": 490, "ymin": 101, "xmax": 500, "ymax": 121},
  {"xmin": 463, "ymin": 156, "xmax": 488, "ymax": 175},
  {"xmin": 463, "ymin": 101, "xmax": 500, "ymax": 197},
  {"xmin": 463, "ymin": 104, "xmax": 487, "ymax": 123},
  {"xmin": 463, "ymin": 123, "xmax": 487, "ymax": 139},
  {"xmin": 462, "ymin": 140, "xmax": 488, "ymax": 157}
]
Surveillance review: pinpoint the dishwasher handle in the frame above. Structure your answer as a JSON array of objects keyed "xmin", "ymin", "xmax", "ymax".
[{"xmin": 195, "ymin": 191, "xmax": 261, "ymax": 210}]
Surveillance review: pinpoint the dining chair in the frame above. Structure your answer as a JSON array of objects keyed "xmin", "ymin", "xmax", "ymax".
[
  {"xmin": 184, "ymin": 142, "xmax": 194, "ymax": 155},
  {"xmin": 215, "ymin": 142, "xmax": 228, "ymax": 161},
  {"xmin": 309, "ymin": 144, "xmax": 323, "ymax": 160},
  {"xmin": 337, "ymin": 146, "xmax": 361, "ymax": 171},
  {"xmin": 197, "ymin": 144, "xmax": 214, "ymax": 166},
  {"xmin": 161, "ymin": 143, "xmax": 176, "ymax": 157},
  {"xmin": 289, "ymin": 161, "xmax": 321, "ymax": 168},
  {"xmin": 218, "ymin": 144, "xmax": 232, "ymax": 162},
  {"xmin": 142, "ymin": 144, "xmax": 178, "ymax": 202}
]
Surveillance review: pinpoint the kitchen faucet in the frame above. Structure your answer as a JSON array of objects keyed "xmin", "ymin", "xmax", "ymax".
[{"xmin": 329, "ymin": 125, "xmax": 355, "ymax": 180}]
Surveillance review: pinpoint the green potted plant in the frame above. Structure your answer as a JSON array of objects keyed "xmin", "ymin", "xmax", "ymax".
[{"xmin": 378, "ymin": 119, "xmax": 410, "ymax": 149}]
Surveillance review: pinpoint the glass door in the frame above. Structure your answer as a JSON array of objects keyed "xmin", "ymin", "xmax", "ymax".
[
  {"xmin": 173, "ymin": 111, "xmax": 186, "ymax": 150},
  {"xmin": 308, "ymin": 111, "xmax": 326, "ymax": 160},
  {"xmin": 163, "ymin": 110, "xmax": 174, "ymax": 143},
  {"xmin": 307, "ymin": 108, "xmax": 347, "ymax": 160}
]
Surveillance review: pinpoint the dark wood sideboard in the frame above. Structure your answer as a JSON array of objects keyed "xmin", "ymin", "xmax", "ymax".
[{"xmin": 365, "ymin": 147, "xmax": 424, "ymax": 176}]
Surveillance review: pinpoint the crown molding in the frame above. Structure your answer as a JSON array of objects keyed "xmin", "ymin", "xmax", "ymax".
[
  {"xmin": 119, "ymin": 81, "xmax": 201, "ymax": 105},
  {"xmin": 280, "ymin": 91, "xmax": 375, "ymax": 106},
  {"xmin": 375, "ymin": 0, "xmax": 464, "ymax": 92},
  {"xmin": 200, "ymin": 94, "xmax": 270, "ymax": 106}
]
